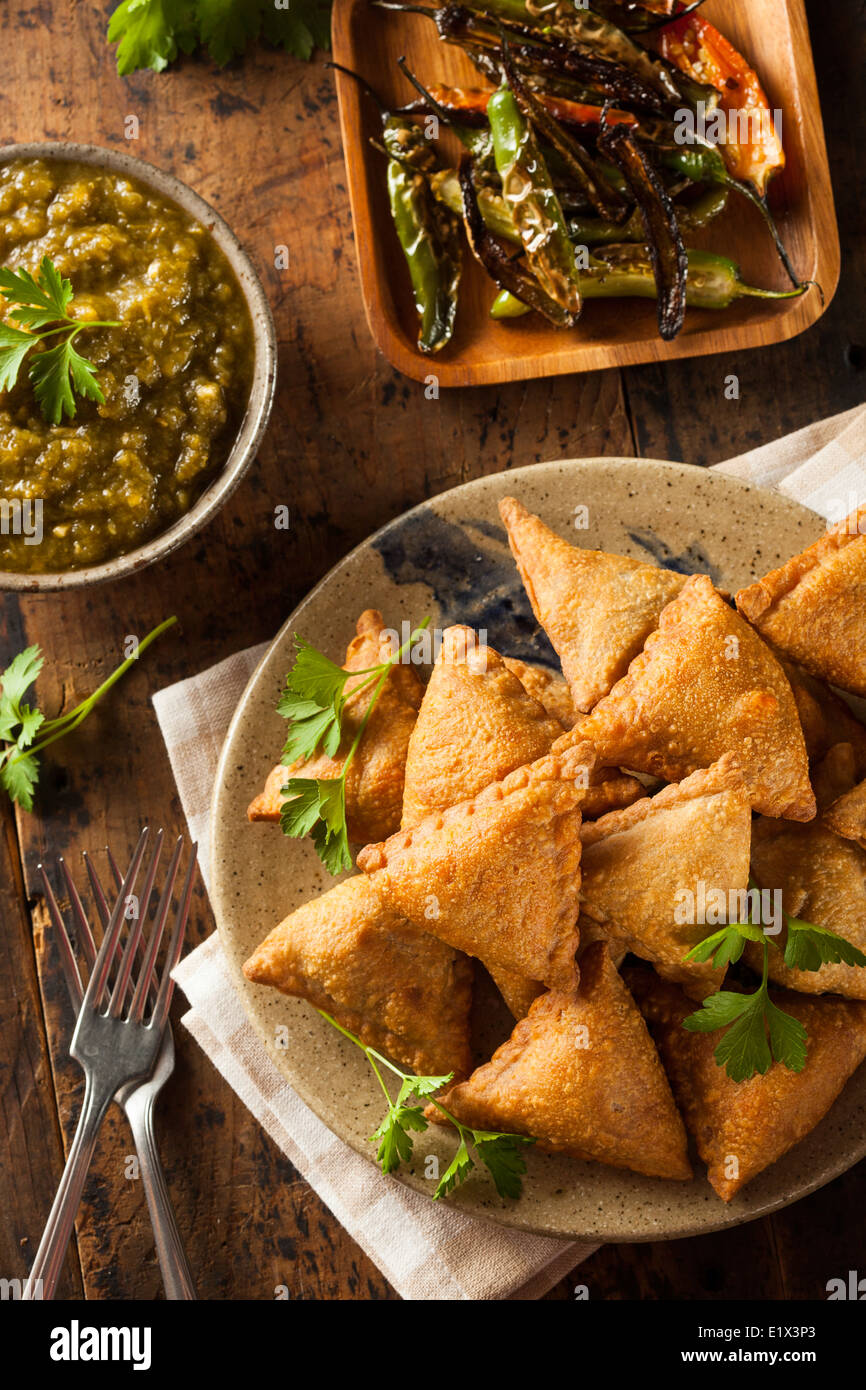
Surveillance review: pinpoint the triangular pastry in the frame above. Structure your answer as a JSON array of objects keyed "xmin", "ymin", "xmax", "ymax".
[
  {"xmin": 242, "ymin": 874, "xmax": 473, "ymax": 1078},
  {"xmin": 578, "ymin": 574, "xmax": 815, "ymax": 820},
  {"xmin": 780, "ymin": 660, "xmax": 866, "ymax": 772},
  {"xmin": 499, "ymin": 497, "xmax": 687, "ymax": 712},
  {"xmin": 633, "ymin": 970, "xmax": 866, "ymax": 1201},
  {"xmin": 743, "ymin": 812, "xmax": 866, "ymax": 1000},
  {"xmin": 358, "ymin": 740, "xmax": 594, "ymax": 991},
  {"xmin": 487, "ymin": 965, "xmax": 544, "ymax": 1021},
  {"xmin": 824, "ymin": 777, "xmax": 866, "ymax": 851},
  {"xmin": 580, "ymin": 758, "xmax": 752, "ymax": 999},
  {"xmin": 501, "ymin": 656, "xmax": 577, "ymax": 729},
  {"xmin": 736, "ymin": 504, "xmax": 866, "ymax": 697},
  {"xmin": 811, "ymin": 742, "xmax": 859, "ymax": 811},
  {"xmin": 401, "ymin": 626, "xmax": 564, "ymax": 828},
  {"xmin": 248, "ymin": 609, "xmax": 423, "ymax": 844},
  {"xmin": 434, "ymin": 944, "xmax": 691, "ymax": 1180}
]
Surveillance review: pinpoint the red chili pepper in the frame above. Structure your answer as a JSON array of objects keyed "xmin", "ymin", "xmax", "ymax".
[
  {"xmin": 425, "ymin": 82, "xmax": 637, "ymax": 130},
  {"xmin": 657, "ymin": 13, "xmax": 784, "ymax": 195}
]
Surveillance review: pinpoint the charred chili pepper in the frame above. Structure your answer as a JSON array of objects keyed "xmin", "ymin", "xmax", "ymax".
[
  {"xmin": 657, "ymin": 11, "xmax": 784, "ymax": 196},
  {"xmin": 459, "ymin": 0, "xmax": 716, "ymax": 108},
  {"xmin": 490, "ymin": 242, "xmax": 809, "ymax": 319},
  {"xmin": 382, "ymin": 118, "xmax": 463, "ymax": 353},
  {"xmin": 657, "ymin": 142, "xmax": 798, "ymax": 285},
  {"xmin": 459, "ymin": 155, "xmax": 579, "ymax": 326},
  {"xmin": 501, "ymin": 48, "xmax": 629, "ymax": 222},
  {"xmin": 400, "ymin": 81, "xmax": 637, "ymax": 129},
  {"xmin": 567, "ymin": 184, "xmax": 726, "ymax": 244},
  {"xmin": 598, "ymin": 121, "xmax": 686, "ymax": 338},
  {"xmin": 487, "ymin": 80, "xmax": 584, "ymax": 316}
]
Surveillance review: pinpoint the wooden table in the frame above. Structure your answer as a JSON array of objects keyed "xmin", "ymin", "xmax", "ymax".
[{"xmin": 1, "ymin": 0, "xmax": 864, "ymax": 1301}]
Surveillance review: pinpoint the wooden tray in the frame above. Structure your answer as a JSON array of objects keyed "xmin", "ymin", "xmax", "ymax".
[{"xmin": 331, "ymin": 0, "xmax": 840, "ymax": 386}]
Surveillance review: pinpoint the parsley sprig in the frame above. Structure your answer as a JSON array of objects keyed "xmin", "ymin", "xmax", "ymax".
[
  {"xmin": 277, "ymin": 618, "xmax": 430, "ymax": 875},
  {"xmin": 681, "ymin": 882, "xmax": 866, "ymax": 1082},
  {"xmin": 0, "ymin": 257, "xmax": 120, "ymax": 423},
  {"xmin": 320, "ymin": 1011, "xmax": 534, "ymax": 1200},
  {"xmin": 107, "ymin": 0, "xmax": 332, "ymax": 75},
  {"xmin": 0, "ymin": 617, "xmax": 177, "ymax": 811}
]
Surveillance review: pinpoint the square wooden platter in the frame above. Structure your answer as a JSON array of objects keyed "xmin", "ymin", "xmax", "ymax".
[{"xmin": 331, "ymin": 0, "xmax": 841, "ymax": 386}]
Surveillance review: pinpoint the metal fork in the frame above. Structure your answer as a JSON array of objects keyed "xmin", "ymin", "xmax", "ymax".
[
  {"xmin": 38, "ymin": 838, "xmax": 198, "ymax": 1301},
  {"xmin": 24, "ymin": 827, "xmax": 196, "ymax": 1301}
]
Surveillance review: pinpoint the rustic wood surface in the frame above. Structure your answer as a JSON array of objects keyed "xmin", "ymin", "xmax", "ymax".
[{"xmin": 0, "ymin": 0, "xmax": 863, "ymax": 1301}]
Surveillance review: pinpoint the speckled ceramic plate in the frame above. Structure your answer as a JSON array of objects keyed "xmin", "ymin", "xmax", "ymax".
[{"xmin": 210, "ymin": 457, "xmax": 866, "ymax": 1242}]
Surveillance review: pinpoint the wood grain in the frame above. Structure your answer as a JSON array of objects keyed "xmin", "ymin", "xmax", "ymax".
[
  {"xmin": 332, "ymin": 0, "xmax": 840, "ymax": 385},
  {"xmin": 0, "ymin": 0, "xmax": 863, "ymax": 1301}
]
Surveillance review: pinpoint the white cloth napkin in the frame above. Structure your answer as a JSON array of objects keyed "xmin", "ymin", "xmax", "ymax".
[{"xmin": 157, "ymin": 404, "xmax": 866, "ymax": 1301}]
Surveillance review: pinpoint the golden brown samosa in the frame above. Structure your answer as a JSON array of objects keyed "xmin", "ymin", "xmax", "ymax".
[
  {"xmin": 501, "ymin": 656, "xmax": 577, "ymax": 729},
  {"xmin": 579, "ymin": 574, "xmax": 815, "ymax": 821},
  {"xmin": 580, "ymin": 758, "xmax": 752, "ymax": 1000},
  {"xmin": 499, "ymin": 496, "xmax": 687, "ymax": 713},
  {"xmin": 736, "ymin": 504, "xmax": 866, "ymax": 697},
  {"xmin": 434, "ymin": 944, "xmax": 692, "ymax": 1181},
  {"xmin": 824, "ymin": 777, "xmax": 866, "ymax": 851},
  {"xmin": 744, "ymin": 814, "xmax": 866, "ymax": 1000},
  {"xmin": 248, "ymin": 609, "xmax": 423, "ymax": 844},
  {"xmin": 358, "ymin": 741, "xmax": 593, "ymax": 992},
  {"xmin": 242, "ymin": 874, "xmax": 472, "ymax": 1079},
  {"xmin": 634, "ymin": 971, "xmax": 866, "ymax": 1201}
]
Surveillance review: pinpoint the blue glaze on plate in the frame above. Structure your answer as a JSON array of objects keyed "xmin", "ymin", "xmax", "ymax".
[{"xmin": 373, "ymin": 506, "xmax": 720, "ymax": 665}]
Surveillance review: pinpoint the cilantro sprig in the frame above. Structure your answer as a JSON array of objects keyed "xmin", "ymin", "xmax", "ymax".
[
  {"xmin": 320, "ymin": 1011, "xmax": 534, "ymax": 1200},
  {"xmin": 0, "ymin": 257, "xmax": 120, "ymax": 423},
  {"xmin": 277, "ymin": 619, "xmax": 430, "ymax": 875},
  {"xmin": 0, "ymin": 617, "xmax": 177, "ymax": 811},
  {"xmin": 681, "ymin": 882, "xmax": 866, "ymax": 1083},
  {"xmin": 107, "ymin": 0, "xmax": 332, "ymax": 75}
]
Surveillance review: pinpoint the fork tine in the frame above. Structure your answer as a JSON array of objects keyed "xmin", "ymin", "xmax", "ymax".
[
  {"xmin": 149, "ymin": 844, "xmax": 197, "ymax": 1030},
  {"xmin": 107, "ymin": 830, "xmax": 164, "ymax": 1018},
  {"xmin": 59, "ymin": 856, "xmax": 98, "ymax": 972},
  {"xmin": 128, "ymin": 836, "xmax": 183, "ymax": 1024},
  {"xmin": 84, "ymin": 851, "xmax": 111, "ymax": 932},
  {"xmin": 82, "ymin": 827, "xmax": 149, "ymax": 1014},
  {"xmin": 38, "ymin": 864, "xmax": 84, "ymax": 1009},
  {"xmin": 106, "ymin": 846, "xmax": 124, "ymax": 893}
]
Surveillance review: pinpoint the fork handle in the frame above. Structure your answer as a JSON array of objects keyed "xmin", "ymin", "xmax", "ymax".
[
  {"xmin": 125, "ymin": 1095, "xmax": 197, "ymax": 1300},
  {"xmin": 24, "ymin": 1076, "xmax": 111, "ymax": 1300}
]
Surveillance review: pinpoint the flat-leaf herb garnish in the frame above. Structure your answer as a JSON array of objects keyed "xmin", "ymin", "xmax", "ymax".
[
  {"xmin": 0, "ymin": 616, "xmax": 177, "ymax": 811},
  {"xmin": 319, "ymin": 1011, "xmax": 534, "ymax": 1200},
  {"xmin": 277, "ymin": 618, "xmax": 430, "ymax": 875},
  {"xmin": 0, "ymin": 256, "xmax": 120, "ymax": 423},
  {"xmin": 681, "ymin": 880, "xmax": 866, "ymax": 1083}
]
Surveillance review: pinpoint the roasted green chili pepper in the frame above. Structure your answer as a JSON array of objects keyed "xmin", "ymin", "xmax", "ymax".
[
  {"xmin": 501, "ymin": 49, "xmax": 629, "ymax": 223},
  {"xmin": 490, "ymin": 243, "xmax": 810, "ymax": 319},
  {"xmin": 567, "ymin": 185, "xmax": 727, "ymax": 244},
  {"xmin": 458, "ymin": 0, "xmax": 717, "ymax": 108},
  {"xmin": 487, "ymin": 81, "xmax": 583, "ymax": 316},
  {"xmin": 656, "ymin": 143, "xmax": 799, "ymax": 286},
  {"xmin": 459, "ymin": 155, "xmax": 579, "ymax": 326},
  {"xmin": 598, "ymin": 121, "xmax": 686, "ymax": 338},
  {"xmin": 382, "ymin": 118, "xmax": 463, "ymax": 353}
]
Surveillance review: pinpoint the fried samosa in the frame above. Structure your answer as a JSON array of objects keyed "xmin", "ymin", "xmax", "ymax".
[
  {"xmin": 434, "ymin": 944, "xmax": 691, "ymax": 1181},
  {"xmin": 579, "ymin": 574, "xmax": 815, "ymax": 821},
  {"xmin": 744, "ymin": 813, "xmax": 866, "ymax": 999},
  {"xmin": 401, "ymin": 626, "xmax": 563, "ymax": 828},
  {"xmin": 824, "ymin": 777, "xmax": 866, "ymax": 851},
  {"xmin": 358, "ymin": 740, "xmax": 593, "ymax": 992},
  {"xmin": 501, "ymin": 655, "xmax": 577, "ymax": 729},
  {"xmin": 736, "ymin": 504, "xmax": 866, "ymax": 697},
  {"xmin": 499, "ymin": 496, "xmax": 687, "ymax": 712},
  {"xmin": 242, "ymin": 874, "xmax": 473, "ymax": 1079},
  {"xmin": 634, "ymin": 971, "xmax": 866, "ymax": 1201},
  {"xmin": 580, "ymin": 758, "xmax": 752, "ymax": 1000},
  {"xmin": 248, "ymin": 609, "xmax": 423, "ymax": 844},
  {"xmin": 780, "ymin": 661, "xmax": 866, "ymax": 772}
]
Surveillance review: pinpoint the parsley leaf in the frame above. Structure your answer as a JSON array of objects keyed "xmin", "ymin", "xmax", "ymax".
[
  {"xmin": 0, "ymin": 618, "xmax": 176, "ymax": 811},
  {"xmin": 107, "ymin": 0, "xmax": 332, "ymax": 74},
  {"xmin": 783, "ymin": 916, "xmax": 866, "ymax": 972},
  {"xmin": 682, "ymin": 920, "xmax": 764, "ymax": 970},
  {"xmin": 276, "ymin": 619, "xmax": 429, "ymax": 875},
  {"xmin": 0, "ymin": 257, "xmax": 118, "ymax": 422},
  {"xmin": 318, "ymin": 1011, "xmax": 532, "ymax": 1201}
]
